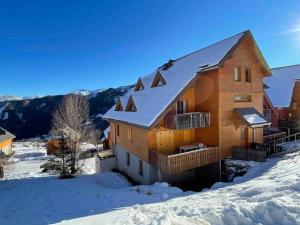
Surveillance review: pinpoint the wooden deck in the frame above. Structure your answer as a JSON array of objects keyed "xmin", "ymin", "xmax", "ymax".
[{"xmin": 149, "ymin": 147, "xmax": 220, "ymax": 175}]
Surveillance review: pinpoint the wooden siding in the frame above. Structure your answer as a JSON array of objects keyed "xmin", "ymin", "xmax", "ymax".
[
  {"xmin": 219, "ymin": 34, "xmax": 265, "ymax": 157},
  {"xmin": 195, "ymin": 70, "xmax": 220, "ymax": 147},
  {"xmin": 290, "ymin": 82, "xmax": 300, "ymax": 122},
  {"xmin": 149, "ymin": 147, "xmax": 220, "ymax": 175},
  {"xmin": 111, "ymin": 121, "xmax": 149, "ymax": 161}
]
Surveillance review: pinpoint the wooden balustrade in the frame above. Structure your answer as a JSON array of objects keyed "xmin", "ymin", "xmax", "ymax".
[
  {"xmin": 149, "ymin": 147, "xmax": 220, "ymax": 175},
  {"xmin": 165, "ymin": 112, "xmax": 210, "ymax": 130}
]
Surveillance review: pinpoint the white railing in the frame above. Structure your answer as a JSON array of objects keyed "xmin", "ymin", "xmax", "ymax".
[
  {"xmin": 274, "ymin": 132, "xmax": 300, "ymax": 146},
  {"xmin": 165, "ymin": 112, "xmax": 210, "ymax": 130}
]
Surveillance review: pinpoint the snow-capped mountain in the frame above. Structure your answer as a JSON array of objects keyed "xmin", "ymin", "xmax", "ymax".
[
  {"xmin": 71, "ymin": 88, "xmax": 107, "ymax": 96},
  {"xmin": 0, "ymin": 95, "xmax": 23, "ymax": 102},
  {"xmin": 0, "ymin": 95, "xmax": 45, "ymax": 102},
  {"xmin": 0, "ymin": 85, "xmax": 133, "ymax": 139}
]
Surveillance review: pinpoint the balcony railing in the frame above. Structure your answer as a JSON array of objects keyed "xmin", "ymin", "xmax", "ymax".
[
  {"xmin": 165, "ymin": 112, "xmax": 210, "ymax": 130},
  {"xmin": 149, "ymin": 147, "xmax": 219, "ymax": 175}
]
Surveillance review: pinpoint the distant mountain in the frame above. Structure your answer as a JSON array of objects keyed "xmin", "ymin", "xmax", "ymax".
[
  {"xmin": 0, "ymin": 95, "xmax": 23, "ymax": 102},
  {"xmin": 0, "ymin": 95, "xmax": 45, "ymax": 102},
  {"xmin": 71, "ymin": 88, "xmax": 107, "ymax": 96},
  {"xmin": 0, "ymin": 85, "xmax": 133, "ymax": 140}
]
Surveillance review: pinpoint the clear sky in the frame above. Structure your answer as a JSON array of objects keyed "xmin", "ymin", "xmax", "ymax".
[{"xmin": 1, "ymin": 0, "xmax": 300, "ymax": 97}]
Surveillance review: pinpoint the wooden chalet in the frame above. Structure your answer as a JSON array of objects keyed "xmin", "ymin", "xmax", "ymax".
[
  {"xmin": 264, "ymin": 65, "xmax": 300, "ymax": 135},
  {"xmin": 0, "ymin": 127, "xmax": 15, "ymax": 156},
  {"xmin": 103, "ymin": 30, "xmax": 272, "ymax": 184}
]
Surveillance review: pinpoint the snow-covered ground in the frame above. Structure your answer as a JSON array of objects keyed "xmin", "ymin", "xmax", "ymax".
[
  {"xmin": 0, "ymin": 142, "xmax": 183, "ymax": 225},
  {"xmin": 55, "ymin": 151, "xmax": 300, "ymax": 225},
  {"xmin": 1, "ymin": 142, "xmax": 300, "ymax": 225}
]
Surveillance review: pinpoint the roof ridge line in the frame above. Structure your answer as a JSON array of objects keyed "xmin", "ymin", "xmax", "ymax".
[
  {"xmin": 174, "ymin": 30, "xmax": 249, "ymax": 62},
  {"xmin": 271, "ymin": 64, "xmax": 300, "ymax": 70}
]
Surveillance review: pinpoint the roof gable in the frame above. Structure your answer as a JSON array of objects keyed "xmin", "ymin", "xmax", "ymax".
[
  {"xmin": 219, "ymin": 31, "xmax": 271, "ymax": 76},
  {"xmin": 104, "ymin": 31, "xmax": 256, "ymax": 127},
  {"xmin": 265, "ymin": 64, "xmax": 300, "ymax": 107}
]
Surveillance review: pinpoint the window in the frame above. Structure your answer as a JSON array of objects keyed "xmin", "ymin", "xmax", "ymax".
[
  {"xmin": 234, "ymin": 66, "xmax": 241, "ymax": 81},
  {"xmin": 151, "ymin": 71, "xmax": 166, "ymax": 88},
  {"xmin": 292, "ymin": 102, "xmax": 297, "ymax": 110},
  {"xmin": 162, "ymin": 60, "xmax": 174, "ymax": 70},
  {"xmin": 176, "ymin": 100, "xmax": 188, "ymax": 114},
  {"xmin": 117, "ymin": 124, "xmax": 120, "ymax": 137},
  {"xmin": 134, "ymin": 79, "xmax": 144, "ymax": 91},
  {"xmin": 125, "ymin": 96, "xmax": 137, "ymax": 112},
  {"xmin": 126, "ymin": 152, "xmax": 130, "ymax": 167},
  {"xmin": 234, "ymin": 95, "xmax": 252, "ymax": 102},
  {"xmin": 115, "ymin": 97, "xmax": 123, "ymax": 111},
  {"xmin": 245, "ymin": 68, "xmax": 252, "ymax": 82},
  {"xmin": 127, "ymin": 127, "xmax": 132, "ymax": 142},
  {"xmin": 138, "ymin": 160, "xmax": 143, "ymax": 176}
]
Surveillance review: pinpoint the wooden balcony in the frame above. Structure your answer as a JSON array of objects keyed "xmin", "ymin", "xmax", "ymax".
[
  {"xmin": 165, "ymin": 112, "xmax": 210, "ymax": 130},
  {"xmin": 149, "ymin": 147, "xmax": 220, "ymax": 175}
]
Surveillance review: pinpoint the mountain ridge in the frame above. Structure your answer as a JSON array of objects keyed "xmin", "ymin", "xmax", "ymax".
[{"xmin": 0, "ymin": 85, "xmax": 133, "ymax": 139}]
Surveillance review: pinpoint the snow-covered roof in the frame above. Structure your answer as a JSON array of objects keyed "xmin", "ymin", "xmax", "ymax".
[
  {"xmin": 104, "ymin": 31, "xmax": 264, "ymax": 127},
  {"xmin": 265, "ymin": 64, "xmax": 300, "ymax": 107},
  {"xmin": 0, "ymin": 127, "xmax": 15, "ymax": 143},
  {"xmin": 234, "ymin": 108, "xmax": 270, "ymax": 127}
]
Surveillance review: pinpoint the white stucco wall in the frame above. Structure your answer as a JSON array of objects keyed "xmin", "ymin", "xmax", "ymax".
[
  {"xmin": 115, "ymin": 144, "xmax": 158, "ymax": 185},
  {"xmin": 95, "ymin": 156, "xmax": 116, "ymax": 173}
]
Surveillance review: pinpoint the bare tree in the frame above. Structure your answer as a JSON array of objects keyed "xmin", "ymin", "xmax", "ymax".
[{"xmin": 51, "ymin": 94, "xmax": 92, "ymax": 175}]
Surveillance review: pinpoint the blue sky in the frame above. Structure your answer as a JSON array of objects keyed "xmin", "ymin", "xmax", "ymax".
[{"xmin": 1, "ymin": 0, "xmax": 300, "ymax": 97}]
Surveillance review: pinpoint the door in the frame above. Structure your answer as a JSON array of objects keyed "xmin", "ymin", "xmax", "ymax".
[{"xmin": 156, "ymin": 130, "xmax": 174, "ymax": 155}]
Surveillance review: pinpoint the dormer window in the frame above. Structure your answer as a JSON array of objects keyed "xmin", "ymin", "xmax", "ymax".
[
  {"xmin": 151, "ymin": 71, "xmax": 166, "ymax": 88},
  {"xmin": 134, "ymin": 78, "xmax": 144, "ymax": 91},
  {"xmin": 125, "ymin": 96, "xmax": 137, "ymax": 112},
  {"xmin": 115, "ymin": 97, "xmax": 123, "ymax": 111},
  {"xmin": 162, "ymin": 60, "xmax": 174, "ymax": 71}
]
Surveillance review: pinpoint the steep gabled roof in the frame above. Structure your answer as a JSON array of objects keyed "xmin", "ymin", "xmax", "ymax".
[
  {"xmin": 265, "ymin": 64, "xmax": 300, "ymax": 107},
  {"xmin": 104, "ymin": 30, "xmax": 268, "ymax": 128}
]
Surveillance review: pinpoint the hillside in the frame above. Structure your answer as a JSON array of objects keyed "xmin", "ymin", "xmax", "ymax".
[
  {"xmin": 0, "ymin": 86, "xmax": 132, "ymax": 139},
  {"xmin": 1, "ymin": 142, "xmax": 299, "ymax": 225}
]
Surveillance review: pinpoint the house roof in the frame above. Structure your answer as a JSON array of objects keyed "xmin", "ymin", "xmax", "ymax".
[
  {"xmin": 234, "ymin": 108, "xmax": 270, "ymax": 127},
  {"xmin": 0, "ymin": 127, "xmax": 15, "ymax": 143},
  {"xmin": 104, "ymin": 30, "xmax": 269, "ymax": 128},
  {"xmin": 265, "ymin": 64, "xmax": 300, "ymax": 107}
]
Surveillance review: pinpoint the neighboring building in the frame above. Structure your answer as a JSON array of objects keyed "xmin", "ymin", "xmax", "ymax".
[
  {"xmin": 103, "ymin": 30, "xmax": 271, "ymax": 184},
  {"xmin": 46, "ymin": 139, "xmax": 61, "ymax": 155},
  {"xmin": 0, "ymin": 127, "xmax": 15, "ymax": 156},
  {"xmin": 264, "ymin": 65, "xmax": 300, "ymax": 134}
]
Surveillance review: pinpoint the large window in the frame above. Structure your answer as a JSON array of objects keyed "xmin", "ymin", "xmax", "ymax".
[
  {"xmin": 126, "ymin": 152, "xmax": 130, "ymax": 167},
  {"xmin": 234, "ymin": 66, "xmax": 241, "ymax": 81},
  {"xmin": 176, "ymin": 100, "xmax": 188, "ymax": 114},
  {"xmin": 138, "ymin": 160, "xmax": 143, "ymax": 176},
  {"xmin": 245, "ymin": 68, "xmax": 252, "ymax": 82},
  {"xmin": 234, "ymin": 95, "xmax": 252, "ymax": 102}
]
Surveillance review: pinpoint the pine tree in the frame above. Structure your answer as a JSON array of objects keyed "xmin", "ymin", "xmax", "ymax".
[{"xmin": 57, "ymin": 135, "xmax": 74, "ymax": 179}]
